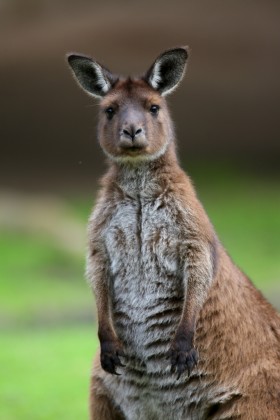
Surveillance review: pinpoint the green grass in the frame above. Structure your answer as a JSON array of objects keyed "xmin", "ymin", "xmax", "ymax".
[
  {"xmin": 0, "ymin": 224, "xmax": 98, "ymax": 419},
  {"xmin": 0, "ymin": 231, "xmax": 92, "ymax": 326},
  {"xmin": 188, "ymin": 165, "xmax": 280, "ymax": 288},
  {"xmin": 0, "ymin": 326, "xmax": 98, "ymax": 420}
]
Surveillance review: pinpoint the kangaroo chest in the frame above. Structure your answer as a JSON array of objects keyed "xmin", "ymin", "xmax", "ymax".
[{"xmin": 104, "ymin": 196, "xmax": 185, "ymax": 358}]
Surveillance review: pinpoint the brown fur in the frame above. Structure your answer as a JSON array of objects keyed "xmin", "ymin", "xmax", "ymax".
[
  {"xmin": 89, "ymin": 142, "xmax": 280, "ymax": 419},
  {"xmin": 67, "ymin": 49, "xmax": 280, "ymax": 419}
]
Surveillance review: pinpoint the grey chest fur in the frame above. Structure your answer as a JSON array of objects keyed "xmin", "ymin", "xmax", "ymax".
[
  {"xmin": 104, "ymin": 196, "xmax": 185, "ymax": 365},
  {"xmin": 101, "ymin": 197, "xmax": 228, "ymax": 419}
]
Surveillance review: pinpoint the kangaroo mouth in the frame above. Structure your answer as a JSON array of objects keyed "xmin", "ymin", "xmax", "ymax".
[
  {"xmin": 121, "ymin": 146, "xmax": 147, "ymax": 157},
  {"xmin": 119, "ymin": 140, "xmax": 148, "ymax": 155},
  {"xmin": 124, "ymin": 145, "xmax": 144, "ymax": 151}
]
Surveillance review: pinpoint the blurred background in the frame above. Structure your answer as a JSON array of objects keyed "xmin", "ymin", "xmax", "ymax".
[{"xmin": 1, "ymin": 0, "xmax": 280, "ymax": 418}]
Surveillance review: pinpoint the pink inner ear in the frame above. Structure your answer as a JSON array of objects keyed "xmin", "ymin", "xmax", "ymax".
[{"xmin": 149, "ymin": 60, "xmax": 162, "ymax": 90}]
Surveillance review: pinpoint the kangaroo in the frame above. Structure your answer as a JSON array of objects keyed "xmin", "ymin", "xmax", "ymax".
[{"xmin": 67, "ymin": 47, "xmax": 280, "ymax": 420}]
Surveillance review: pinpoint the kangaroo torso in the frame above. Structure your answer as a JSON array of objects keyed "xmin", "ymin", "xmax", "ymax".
[{"xmin": 88, "ymin": 162, "xmax": 280, "ymax": 420}]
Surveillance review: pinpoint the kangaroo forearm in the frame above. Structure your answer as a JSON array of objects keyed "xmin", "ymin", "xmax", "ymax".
[
  {"xmin": 186, "ymin": 237, "xmax": 216, "ymax": 301},
  {"xmin": 176, "ymin": 241, "xmax": 216, "ymax": 339},
  {"xmin": 87, "ymin": 251, "xmax": 116, "ymax": 341},
  {"xmin": 169, "ymin": 242, "xmax": 215, "ymax": 378},
  {"xmin": 94, "ymin": 283, "xmax": 115, "ymax": 342}
]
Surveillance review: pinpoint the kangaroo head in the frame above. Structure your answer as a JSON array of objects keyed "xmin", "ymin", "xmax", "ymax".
[{"xmin": 67, "ymin": 47, "xmax": 188, "ymax": 163}]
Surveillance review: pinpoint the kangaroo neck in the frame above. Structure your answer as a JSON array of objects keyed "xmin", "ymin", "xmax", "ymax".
[{"xmin": 109, "ymin": 144, "xmax": 180, "ymax": 199}]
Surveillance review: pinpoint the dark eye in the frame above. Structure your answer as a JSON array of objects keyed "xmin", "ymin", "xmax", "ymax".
[
  {"xmin": 150, "ymin": 104, "xmax": 160, "ymax": 115},
  {"xmin": 105, "ymin": 107, "xmax": 115, "ymax": 120}
]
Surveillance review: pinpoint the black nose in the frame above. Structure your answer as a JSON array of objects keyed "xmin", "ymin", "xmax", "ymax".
[{"xmin": 122, "ymin": 126, "xmax": 143, "ymax": 141}]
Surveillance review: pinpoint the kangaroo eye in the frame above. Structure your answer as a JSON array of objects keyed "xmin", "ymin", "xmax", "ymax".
[
  {"xmin": 105, "ymin": 107, "xmax": 115, "ymax": 120},
  {"xmin": 150, "ymin": 104, "xmax": 160, "ymax": 115}
]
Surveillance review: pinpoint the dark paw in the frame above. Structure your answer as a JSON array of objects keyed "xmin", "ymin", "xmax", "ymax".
[
  {"xmin": 100, "ymin": 340, "xmax": 126, "ymax": 375},
  {"xmin": 168, "ymin": 335, "xmax": 198, "ymax": 379}
]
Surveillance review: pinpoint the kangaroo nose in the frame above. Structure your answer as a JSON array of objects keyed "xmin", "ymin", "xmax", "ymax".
[{"xmin": 122, "ymin": 126, "xmax": 143, "ymax": 141}]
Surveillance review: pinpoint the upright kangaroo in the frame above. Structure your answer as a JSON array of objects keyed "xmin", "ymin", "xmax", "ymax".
[{"xmin": 67, "ymin": 47, "xmax": 280, "ymax": 420}]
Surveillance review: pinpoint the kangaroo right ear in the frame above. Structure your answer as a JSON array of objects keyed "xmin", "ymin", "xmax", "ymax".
[
  {"xmin": 67, "ymin": 54, "xmax": 118, "ymax": 98},
  {"xmin": 145, "ymin": 47, "xmax": 188, "ymax": 96}
]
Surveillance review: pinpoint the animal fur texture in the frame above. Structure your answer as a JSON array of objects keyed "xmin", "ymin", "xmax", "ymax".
[{"xmin": 67, "ymin": 47, "xmax": 280, "ymax": 419}]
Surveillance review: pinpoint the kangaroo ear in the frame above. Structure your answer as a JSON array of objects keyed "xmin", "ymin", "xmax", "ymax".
[
  {"xmin": 67, "ymin": 54, "xmax": 118, "ymax": 98},
  {"xmin": 145, "ymin": 47, "xmax": 188, "ymax": 96}
]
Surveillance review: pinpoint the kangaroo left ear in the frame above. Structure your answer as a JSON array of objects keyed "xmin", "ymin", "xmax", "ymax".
[
  {"xmin": 67, "ymin": 53, "xmax": 118, "ymax": 98},
  {"xmin": 145, "ymin": 47, "xmax": 188, "ymax": 96}
]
